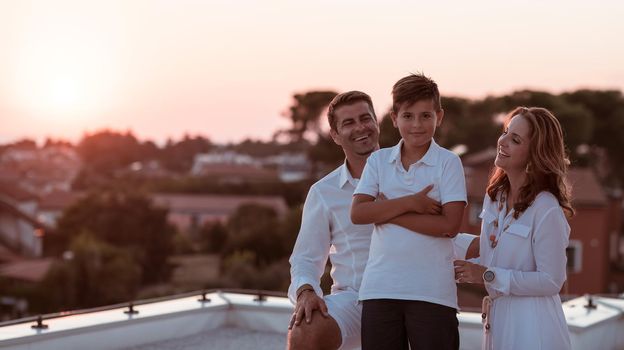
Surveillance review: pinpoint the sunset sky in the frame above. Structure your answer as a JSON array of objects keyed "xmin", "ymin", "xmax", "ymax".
[{"xmin": 1, "ymin": 0, "xmax": 622, "ymax": 144}]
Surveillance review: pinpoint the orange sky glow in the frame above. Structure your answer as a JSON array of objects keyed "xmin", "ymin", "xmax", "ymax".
[{"xmin": 1, "ymin": 0, "xmax": 623, "ymax": 144}]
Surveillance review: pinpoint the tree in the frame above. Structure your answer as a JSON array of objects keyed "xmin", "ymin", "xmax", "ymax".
[
  {"xmin": 159, "ymin": 134, "xmax": 213, "ymax": 173},
  {"xmin": 307, "ymin": 134, "xmax": 344, "ymax": 169},
  {"xmin": 9, "ymin": 139, "xmax": 38, "ymax": 150},
  {"xmin": 35, "ymin": 232, "xmax": 141, "ymax": 312},
  {"xmin": 563, "ymin": 90, "xmax": 624, "ymax": 185},
  {"xmin": 200, "ymin": 221, "xmax": 228, "ymax": 253},
  {"xmin": 277, "ymin": 90, "xmax": 338, "ymax": 142},
  {"xmin": 498, "ymin": 90, "xmax": 594, "ymax": 159},
  {"xmin": 277, "ymin": 205, "xmax": 303, "ymax": 255},
  {"xmin": 76, "ymin": 130, "xmax": 144, "ymax": 175},
  {"xmin": 52, "ymin": 189, "xmax": 175, "ymax": 283},
  {"xmin": 378, "ymin": 110, "xmax": 401, "ymax": 148},
  {"xmin": 222, "ymin": 204, "xmax": 284, "ymax": 267}
]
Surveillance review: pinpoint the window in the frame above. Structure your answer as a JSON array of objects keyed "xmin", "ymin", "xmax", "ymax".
[{"xmin": 566, "ymin": 239, "xmax": 582, "ymax": 273}]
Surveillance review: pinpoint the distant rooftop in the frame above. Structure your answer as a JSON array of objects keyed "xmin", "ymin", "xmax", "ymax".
[
  {"xmin": 0, "ymin": 182, "xmax": 38, "ymax": 202},
  {"xmin": 152, "ymin": 193, "xmax": 288, "ymax": 217}
]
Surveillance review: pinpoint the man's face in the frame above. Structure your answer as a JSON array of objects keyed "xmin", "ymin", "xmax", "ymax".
[{"xmin": 330, "ymin": 101, "xmax": 379, "ymax": 160}]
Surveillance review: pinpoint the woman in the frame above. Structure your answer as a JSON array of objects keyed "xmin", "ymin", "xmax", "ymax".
[{"xmin": 454, "ymin": 106, "xmax": 573, "ymax": 350}]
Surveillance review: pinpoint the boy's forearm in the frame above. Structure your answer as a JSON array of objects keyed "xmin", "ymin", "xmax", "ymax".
[
  {"xmin": 387, "ymin": 202, "xmax": 464, "ymax": 237},
  {"xmin": 388, "ymin": 213, "xmax": 455, "ymax": 237},
  {"xmin": 351, "ymin": 196, "xmax": 410, "ymax": 224}
]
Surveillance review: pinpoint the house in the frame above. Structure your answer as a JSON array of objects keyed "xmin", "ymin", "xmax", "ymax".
[
  {"xmin": 152, "ymin": 193, "xmax": 288, "ymax": 233},
  {"xmin": 0, "ymin": 182, "xmax": 49, "ymax": 259},
  {"xmin": 0, "ymin": 145, "xmax": 81, "ymax": 195},
  {"xmin": 37, "ymin": 190, "xmax": 84, "ymax": 228},
  {"xmin": 0, "ymin": 182, "xmax": 54, "ymax": 312},
  {"xmin": 459, "ymin": 148, "xmax": 623, "ymax": 295},
  {"xmin": 261, "ymin": 153, "xmax": 311, "ymax": 183},
  {"xmin": 37, "ymin": 190, "xmax": 289, "ymax": 235}
]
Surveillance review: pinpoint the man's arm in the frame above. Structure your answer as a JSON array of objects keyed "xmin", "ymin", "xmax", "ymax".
[
  {"xmin": 288, "ymin": 187, "xmax": 330, "ymax": 303},
  {"xmin": 351, "ymin": 185, "xmax": 440, "ymax": 225},
  {"xmin": 387, "ymin": 201, "xmax": 465, "ymax": 237},
  {"xmin": 288, "ymin": 186, "xmax": 332, "ymax": 327}
]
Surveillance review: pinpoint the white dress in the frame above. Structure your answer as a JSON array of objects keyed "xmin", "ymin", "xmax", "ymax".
[{"xmin": 476, "ymin": 191, "xmax": 571, "ymax": 350}]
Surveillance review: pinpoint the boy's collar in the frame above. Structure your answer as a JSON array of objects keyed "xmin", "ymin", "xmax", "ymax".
[{"xmin": 388, "ymin": 139, "xmax": 440, "ymax": 166}]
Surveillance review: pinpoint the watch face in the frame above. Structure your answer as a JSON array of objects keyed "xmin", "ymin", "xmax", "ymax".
[{"xmin": 484, "ymin": 270, "xmax": 495, "ymax": 282}]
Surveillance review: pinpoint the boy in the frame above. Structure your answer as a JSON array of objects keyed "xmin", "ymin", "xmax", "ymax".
[{"xmin": 351, "ymin": 74, "xmax": 466, "ymax": 350}]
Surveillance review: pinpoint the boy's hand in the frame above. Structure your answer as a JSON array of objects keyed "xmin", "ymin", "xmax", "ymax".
[{"xmin": 410, "ymin": 185, "xmax": 442, "ymax": 214}]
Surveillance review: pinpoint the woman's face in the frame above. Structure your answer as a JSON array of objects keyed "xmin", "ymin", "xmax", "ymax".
[{"xmin": 495, "ymin": 115, "xmax": 531, "ymax": 174}]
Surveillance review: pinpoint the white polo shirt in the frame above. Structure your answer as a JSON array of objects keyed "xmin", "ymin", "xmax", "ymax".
[{"xmin": 355, "ymin": 139, "xmax": 467, "ymax": 309}]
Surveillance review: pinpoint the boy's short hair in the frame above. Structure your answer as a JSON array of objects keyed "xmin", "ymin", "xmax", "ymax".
[
  {"xmin": 327, "ymin": 91, "xmax": 376, "ymax": 131},
  {"xmin": 391, "ymin": 73, "xmax": 442, "ymax": 113}
]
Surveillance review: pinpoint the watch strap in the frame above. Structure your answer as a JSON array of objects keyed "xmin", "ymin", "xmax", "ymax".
[{"xmin": 296, "ymin": 286, "xmax": 315, "ymax": 300}]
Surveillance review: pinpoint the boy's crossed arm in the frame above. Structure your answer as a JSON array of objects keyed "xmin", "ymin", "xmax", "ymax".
[
  {"xmin": 351, "ymin": 184, "xmax": 439, "ymax": 225},
  {"xmin": 351, "ymin": 184, "xmax": 464, "ymax": 238},
  {"xmin": 388, "ymin": 202, "xmax": 464, "ymax": 238}
]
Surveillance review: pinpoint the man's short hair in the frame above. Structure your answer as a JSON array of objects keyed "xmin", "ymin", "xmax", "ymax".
[
  {"xmin": 327, "ymin": 91, "xmax": 376, "ymax": 131},
  {"xmin": 391, "ymin": 73, "xmax": 442, "ymax": 113}
]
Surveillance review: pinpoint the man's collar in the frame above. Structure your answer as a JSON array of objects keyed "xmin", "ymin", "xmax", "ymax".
[
  {"xmin": 339, "ymin": 161, "xmax": 357, "ymax": 188},
  {"xmin": 388, "ymin": 139, "xmax": 440, "ymax": 166}
]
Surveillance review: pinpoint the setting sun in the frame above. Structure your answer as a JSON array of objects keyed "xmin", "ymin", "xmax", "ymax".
[{"xmin": 6, "ymin": 0, "xmax": 122, "ymax": 126}]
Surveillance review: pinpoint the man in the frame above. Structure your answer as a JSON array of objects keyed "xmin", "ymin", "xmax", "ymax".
[{"xmin": 287, "ymin": 91, "xmax": 476, "ymax": 350}]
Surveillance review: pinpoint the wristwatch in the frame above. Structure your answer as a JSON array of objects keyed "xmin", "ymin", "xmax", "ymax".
[{"xmin": 483, "ymin": 269, "xmax": 496, "ymax": 283}]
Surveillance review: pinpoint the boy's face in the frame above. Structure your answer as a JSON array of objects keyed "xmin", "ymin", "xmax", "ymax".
[
  {"xmin": 330, "ymin": 101, "xmax": 379, "ymax": 160},
  {"xmin": 391, "ymin": 99, "xmax": 443, "ymax": 150}
]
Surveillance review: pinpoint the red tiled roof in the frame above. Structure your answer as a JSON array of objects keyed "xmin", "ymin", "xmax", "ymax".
[
  {"xmin": 152, "ymin": 194, "xmax": 288, "ymax": 216},
  {"xmin": 0, "ymin": 258, "xmax": 54, "ymax": 283},
  {"xmin": 0, "ymin": 181, "xmax": 38, "ymax": 202},
  {"xmin": 567, "ymin": 168, "xmax": 607, "ymax": 205}
]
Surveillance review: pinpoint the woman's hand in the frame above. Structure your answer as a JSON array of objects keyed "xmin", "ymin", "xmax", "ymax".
[{"xmin": 454, "ymin": 260, "xmax": 487, "ymax": 284}]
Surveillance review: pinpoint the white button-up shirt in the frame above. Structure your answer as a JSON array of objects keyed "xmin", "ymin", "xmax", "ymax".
[
  {"xmin": 288, "ymin": 163, "xmax": 373, "ymax": 303},
  {"xmin": 355, "ymin": 140, "xmax": 467, "ymax": 309},
  {"xmin": 477, "ymin": 191, "xmax": 571, "ymax": 350},
  {"xmin": 288, "ymin": 160, "xmax": 475, "ymax": 304}
]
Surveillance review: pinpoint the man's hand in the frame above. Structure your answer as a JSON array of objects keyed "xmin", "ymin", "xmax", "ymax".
[
  {"xmin": 409, "ymin": 185, "xmax": 441, "ymax": 215},
  {"xmin": 465, "ymin": 236, "xmax": 480, "ymax": 259},
  {"xmin": 288, "ymin": 289, "xmax": 329, "ymax": 329}
]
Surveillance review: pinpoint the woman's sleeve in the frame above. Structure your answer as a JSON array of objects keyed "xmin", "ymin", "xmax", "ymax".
[{"xmin": 485, "ymin": 207, "xmax": 569, "ymax": 297}]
